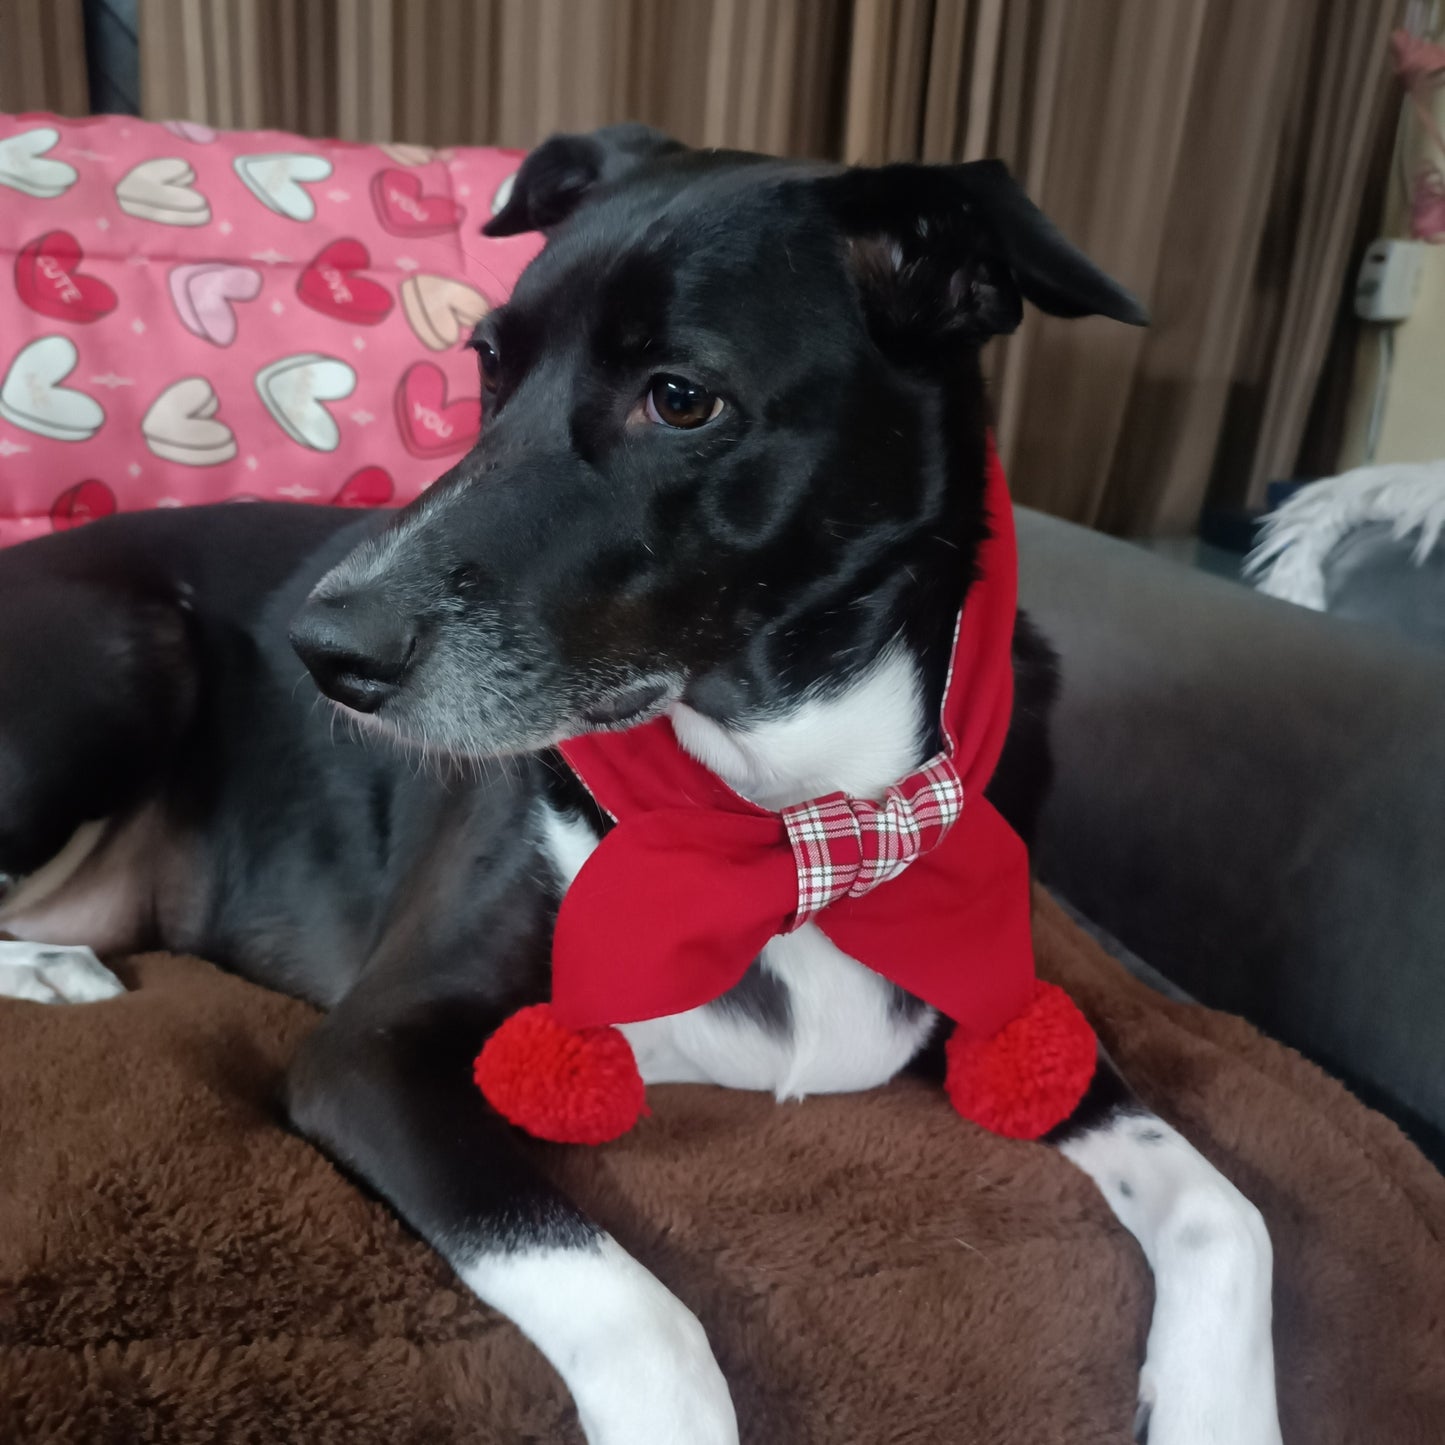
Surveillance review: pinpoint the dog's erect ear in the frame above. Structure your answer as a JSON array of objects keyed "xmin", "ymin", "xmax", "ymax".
[
  {"xmin": 484, "ymin": 124, "xmax": 685, "ymax": 237},
  {"xmin": 814, "ymin": 158, "xmax": 1147, "ymax": 346}
]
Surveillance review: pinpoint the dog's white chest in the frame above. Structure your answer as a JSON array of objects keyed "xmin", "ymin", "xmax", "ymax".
[
  {"xmin": 625, "ymin": 924, "xmax": 934, "ymax": 1098},
  {"xmin": 537, "ymin": 803, "xmax": 934, "ymax": 1099}
]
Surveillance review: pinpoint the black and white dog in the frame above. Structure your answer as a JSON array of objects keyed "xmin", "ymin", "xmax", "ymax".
[{"xmin": 0, "ymin": 128, "xmax": 1280, "ymax": 1444}]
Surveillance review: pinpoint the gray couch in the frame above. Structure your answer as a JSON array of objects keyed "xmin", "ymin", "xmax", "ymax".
[
  {"xmin": 1016, "ymin": 510, "xmax": 1445, "ymax": 1162},
  {"xmin": 1318, "ymin": 519, "xmax": 1445, "ymax": 652}
]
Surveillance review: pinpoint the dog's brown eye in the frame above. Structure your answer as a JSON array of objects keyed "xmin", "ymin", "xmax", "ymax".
[
  {"xmin": 473, "ymin": 338, "xmax": 500, "ymax": 392},
  {"xmin": 645, "ymin": 375, "xmax": 721, "ymax": 429}
]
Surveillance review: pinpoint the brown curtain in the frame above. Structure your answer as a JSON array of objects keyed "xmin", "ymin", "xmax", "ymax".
[
  {"xmin": 137, "ymin": 0, "xmax": 848, "ymax": 156},
  {"xmin": 133, "ymin": 0, "xmax": 1402, "ymax": 534},
  {"xmin": 838, "ymin": 0, "xmax": 1406, "ymax": 531},
  {"xmin": 1207, "ymin": 0, "xmax": 1405, "ymax": 509},
  {"xmin": 0, "ymin": 0, "xmax": 89, "ymax": 115}
]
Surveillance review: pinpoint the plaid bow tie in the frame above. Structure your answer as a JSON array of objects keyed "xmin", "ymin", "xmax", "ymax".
[{"xmin": 782, "ymin": 759, "xmax": 964, "ymax": 927}]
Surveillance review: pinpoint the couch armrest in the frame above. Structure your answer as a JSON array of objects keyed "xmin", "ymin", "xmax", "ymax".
[{"xmin": 1015, "ymin": 508, "xmax": 1445, "ymax": 1141}]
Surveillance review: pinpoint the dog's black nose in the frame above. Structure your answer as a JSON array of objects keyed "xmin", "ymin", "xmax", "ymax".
[{"xmin": 290, "ymin": 593, "xmax": 418, "ymax": 714}]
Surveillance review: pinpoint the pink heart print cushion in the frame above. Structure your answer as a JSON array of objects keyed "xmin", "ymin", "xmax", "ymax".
[{"xmin": 0, "ymin": 112, "xmax": 541, "ymax": 544}]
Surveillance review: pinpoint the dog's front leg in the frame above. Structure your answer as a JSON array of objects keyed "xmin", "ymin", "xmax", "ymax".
[
  {"xmin": 284, "ymin": 961, "xmax": 737, "ymax": 1445},
  {"xmin": 1050, "ymin": 1054, "xmax": 1283, "ymax": 1445},
  {"xmin": 0, "ymin": 939, "xmax": 127, "ymax": 1003}
]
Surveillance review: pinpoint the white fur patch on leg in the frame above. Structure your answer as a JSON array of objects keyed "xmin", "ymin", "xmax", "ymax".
[
  {"xmin": 458, "ymin": 1234, "xmax": 737, "ymax": 1445},
  {"xmin": 0, "ymin": 940, "xmax": 126, "ymax": 1004},
  {"xmin": 1061, "ymin": 1113, "xmax": 1282, "ymax": 1445}
]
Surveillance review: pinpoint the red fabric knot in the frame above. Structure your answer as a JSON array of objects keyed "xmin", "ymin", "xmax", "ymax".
[{"xmin": 781, "ymin": 756, "xmax": 964, "ymax": 928}]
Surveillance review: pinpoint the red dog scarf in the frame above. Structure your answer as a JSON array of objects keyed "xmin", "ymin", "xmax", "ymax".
[{"xmin": 476, "ymin": 445, "xmax": 1096, "ymax": 1143}]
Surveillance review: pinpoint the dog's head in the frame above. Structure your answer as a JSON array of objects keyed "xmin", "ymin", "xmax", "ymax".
[{"xmin": 292, "ymin": 126, "xmax": 1143, "ymax": 757}]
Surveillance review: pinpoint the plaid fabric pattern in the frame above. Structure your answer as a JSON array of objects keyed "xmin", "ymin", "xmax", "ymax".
[{"xmin": 781, "ymin": 756, "xmax": 964, "ymax": 929}]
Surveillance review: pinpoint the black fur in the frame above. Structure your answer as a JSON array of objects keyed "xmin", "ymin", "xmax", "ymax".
[
  {"xmin": 0, "ymin": 129, "xmax": 1144, "ymax": 1373},
  {"xmin": 289, "ymin": 140, "xmax": 1139, "ymax": 770}
]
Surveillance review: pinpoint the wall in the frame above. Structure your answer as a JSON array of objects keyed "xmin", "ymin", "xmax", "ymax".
[{"xmin": 1376, "ymin": 244, "xmax": 1445, "ymax": 463}]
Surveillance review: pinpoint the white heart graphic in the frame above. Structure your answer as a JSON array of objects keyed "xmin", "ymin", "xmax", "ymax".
[
  {"xmin": 116, "ymin": 157, "xmax": 212, "ymax": 226},
  {"xmin": 255, "ymin": 354, "xmax": 356, "ymax": 452},
  {"xmin": 141, "ymin": 377, "xmax": 237, "ymax": 466},
  {"xmin": 0, "ymin": 127, "xmax": 78, "ymax": 199},
  {"xmin": 0, "ymin": 336, "xmax": 104, "ymax": 442},
  {"xmin": 233, "ymin": 153, "xmax": 333, "ymax": 222}
]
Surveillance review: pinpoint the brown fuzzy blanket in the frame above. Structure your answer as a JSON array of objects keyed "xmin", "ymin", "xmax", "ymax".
[{"xmin": 2, "ymin": 890, "xmax": 1442, "ymax": 1444}]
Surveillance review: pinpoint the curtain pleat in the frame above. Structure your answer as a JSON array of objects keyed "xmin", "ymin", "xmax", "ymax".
[
  {"xmin": 1094, "ymin": 0, "xmax": 1300, "ymax": 532},
  {"xmin": 0, "ymin": 0, "xmax": 89, "ymax": 115},
  {"xmin": 1233, "ymin": 0, "xmax": 1403, "ymax": 503},
  {"xmin": 136, "ymin": 0, "xmax": 847, "ymax": 155},
  {"xmin": 126, "ymin": 0, "xmax": 1404, "ymax": 534}
]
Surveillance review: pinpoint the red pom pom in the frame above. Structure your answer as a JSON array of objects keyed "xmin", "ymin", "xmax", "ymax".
[
  {"xmin": 474, "ymin": 1004, "xmax": 648, "ymax": 1145},
  {"xmin": 944, "ymin": 980, "xmax": 1096, "ymax": 1140}
]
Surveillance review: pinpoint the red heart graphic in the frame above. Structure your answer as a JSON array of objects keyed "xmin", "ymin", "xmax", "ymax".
[
  {"xmin": 370, "ymin": 168, "xmax": 463, "ymax": 237},
  {"xmin": 296, "ymin": 239, "xmax": 394, "ymax": 325},
  {"xmin": 50, "ymin": 480, "xmax": 116, "ymax": 532},
  {"xmin": 395, "ymin": 363, "xmax": 481, "ymax": 459},
  {"xmin": 16, "ymin": 232, "xmax": 118, "ymax": 324},
  {"xmin": 332, "ymin": 466, "xmax": 395, "ymax": 507}
]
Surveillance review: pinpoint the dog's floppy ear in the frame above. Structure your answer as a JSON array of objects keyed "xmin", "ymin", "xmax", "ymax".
[
  {"xmin": 484, "ymin": 124, "xmax": 685, "ymax": 237},
  {"xmin": 815, "ymin": 158, "xmax": 1147, "ymax": 347}
]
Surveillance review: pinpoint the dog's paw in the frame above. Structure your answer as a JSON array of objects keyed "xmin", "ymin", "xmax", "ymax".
[
  {"xmin": 1132, "ymin": 1228, "xmax": 1284, "ymax": 1445},
  {"xmin": 462, "ymin": 1236, "xmax": 738, "ymax": 1445},
  {"xmin": 0, "ymin": 941, "xmax": 126, "ymax": 1003},
  {"xmin": 1134, "ymin": 1359, "xmax": 1282, "ymax": 1445},
  {"xmin": 572, "ymin": 1305, "xmax": 738, "ymax": 1445}
]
